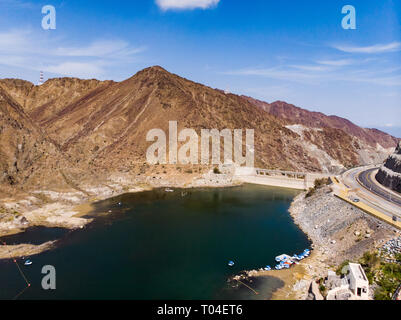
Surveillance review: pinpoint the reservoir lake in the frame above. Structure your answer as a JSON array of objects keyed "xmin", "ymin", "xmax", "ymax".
[{"xmin": 0, "ymin": 184, "xmax": 310, "ymax": 300}]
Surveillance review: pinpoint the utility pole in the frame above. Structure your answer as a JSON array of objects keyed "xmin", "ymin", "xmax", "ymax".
[{"xmin": 38, "ymin": 71, "xmax": 44, "ymax": 86}]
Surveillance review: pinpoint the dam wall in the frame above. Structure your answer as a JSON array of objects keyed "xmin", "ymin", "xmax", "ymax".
[{"xmin": 233, "ymin": 167, "xmax": 330, "ymax": 190}]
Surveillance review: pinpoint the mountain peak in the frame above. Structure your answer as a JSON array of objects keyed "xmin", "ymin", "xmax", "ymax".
[{"xmin": 139, "ymin": 65, "xmax": 170, "ymax": 76}]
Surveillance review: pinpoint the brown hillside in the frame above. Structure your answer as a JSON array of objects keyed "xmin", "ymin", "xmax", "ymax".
[
  {"xmin": 0, "ymin": 66, "xmax": 398, "ymax": 191},
  {"xmin": 243, "ymin": 96, "xmax": 398, "ymax": 148}
]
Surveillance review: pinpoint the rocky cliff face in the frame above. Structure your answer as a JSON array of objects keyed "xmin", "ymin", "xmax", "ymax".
[
  {"xmin": 0, "ymin": 66, "xmax": 399, "ymax": 191},
  {"xmin": 376, "ymin": 142, "xmax": 401, "ymax": 193}
]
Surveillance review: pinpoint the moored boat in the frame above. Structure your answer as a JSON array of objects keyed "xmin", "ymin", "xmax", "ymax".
[{"xmin": 24, "ymin": 259, "xmax": 32, "ymax": 266}]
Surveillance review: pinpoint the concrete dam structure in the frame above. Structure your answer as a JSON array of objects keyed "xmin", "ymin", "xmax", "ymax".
[{"xmin": 233, "ymin": 167, "xmax": 330, "ymax": 190}]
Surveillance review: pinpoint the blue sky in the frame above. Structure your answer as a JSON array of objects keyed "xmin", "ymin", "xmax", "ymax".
[{"xmin": 0, "ymin": 0, "xmax": 400, "ymax": 136}]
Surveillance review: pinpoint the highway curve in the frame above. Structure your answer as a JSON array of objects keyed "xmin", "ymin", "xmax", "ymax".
[{"xmin": 357, "ymin": 168, "xmax": 401, "ymax": 207}]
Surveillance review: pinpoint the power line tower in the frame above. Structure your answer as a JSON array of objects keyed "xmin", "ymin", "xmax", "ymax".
[{"xmin": 38, "ymin": 71, "xmax": 44, "ymax": 86}]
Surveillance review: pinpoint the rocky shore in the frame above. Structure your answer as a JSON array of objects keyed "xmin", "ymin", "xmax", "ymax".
[
  {"xmin": 376, "ymin": 141, "xmax": 401, "ymax": 193},
  {"xmin": 247, "ymin": 185, "xmax": 400, "ymax": 300}
]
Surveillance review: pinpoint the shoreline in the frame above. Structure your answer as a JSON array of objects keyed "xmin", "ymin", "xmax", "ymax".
[
  {"xmin": 3, "ymin": 176, "xmax": 398, "ymax": 300},
  {"xmin": 246, "ymin": 184, "xmax": 400, "ymax": 300},
  {"xmin": 0, "ymin": 171, "xmax": 240, "ymax": 259}
]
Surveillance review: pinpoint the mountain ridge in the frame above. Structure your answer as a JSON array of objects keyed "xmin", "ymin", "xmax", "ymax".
[{"xmin": 0, "ymin": 66, "xmax": 399, "ymax": 190}]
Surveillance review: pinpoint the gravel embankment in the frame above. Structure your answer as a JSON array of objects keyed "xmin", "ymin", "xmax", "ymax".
[{"xmin": 290, "ymin": 186, "xmax": 399, "ymax": 266}]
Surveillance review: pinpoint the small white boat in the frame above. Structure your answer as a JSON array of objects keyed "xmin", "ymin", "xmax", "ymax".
[
  {"xmin": 24, "ymin": 260, "xmax": 32, "ymax": 266},
  {"xmin": 275, "ymin": 254, "xmax": 291, "ymax": 262},
  {"xmin": 228, "ymin": 261, "xmax": 235, "ymax": 267},
  {"xmin": 165, "ymin": 188, "xmax": 174, "ymax": 193}
]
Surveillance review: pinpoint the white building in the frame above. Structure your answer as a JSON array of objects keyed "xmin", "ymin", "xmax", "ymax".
[
  {"xmin": 347, "ymin": 263, "xmax": 369, "ymax": 299},
  {"xmin": 326, "ymin": 263, "xmax": 369, "ymax": 300}
]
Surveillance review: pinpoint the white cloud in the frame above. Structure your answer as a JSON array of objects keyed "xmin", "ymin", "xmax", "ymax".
[
  {"xmin": 45, "ymin": 62, "xmax": 104, "ymax": 79},
  {"xmin": 317, "ymin": 59, "xmax": 354, "ymax": 66},
  {"xmin": 0, "ymin": 29, "xmax": 145, "ymax": 79},
  {"xmin": 224, "ymin": 67, "xmax": 322, "ymax": 84},
  {"xmin": 54, "ymin": 40, "xmax": 146, "ymax": 58},
  {"xmin": 0, "ymin": 29, "xmax": 32, "ymax": 51},
  {"xmin": 332, "ymin": 42, "xmax": 401, "ymax": 54},
  {"xmin": 156, "ymin": 0, "xmax": 220, "ymax": 11},
  {"xmin": 290, "ymin": 64, "xmax": 330, "ymax": 72},
  {"xmin": 224, "ymin": 59, "xmax": 401, "ymax": 87}
]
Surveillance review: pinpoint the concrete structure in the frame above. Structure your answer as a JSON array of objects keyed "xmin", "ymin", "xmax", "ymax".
[
  {"xmin": 308, "ymin": 281, "xmax": 324, "ymax": 300},
  {"xmin": 325, "ymin": 263, "xmax": 370, "ymax": 300},
  {"xmin": 348, "ymin": 263, "xmax": 369, "ymax": 299},
  {"xmin": 334, "ymin": 167, "xmax": 401, "ymax": 230},
  {"xmin": 234, "ymin": 166, "xmax": 330, "ymax": 190}
]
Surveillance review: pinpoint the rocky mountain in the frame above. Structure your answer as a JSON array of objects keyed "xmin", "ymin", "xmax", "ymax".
[
  {"xmin": 376, "ymin": 141, "xmax": 401, "ymax": 193},
  {"xmin": 0, "ymin": 66, "xmax": 399, "ymax": 191},
  {"xmin": 244, "ymin": 96, "xmax": 398, "ymax": 165},
  {"xmin": 243, "ymin": 97, "xmax": 398, "ymax": 148},
  {"xmin": 0, "ymin": 85, "xmax": 66, "ymax": 188}
]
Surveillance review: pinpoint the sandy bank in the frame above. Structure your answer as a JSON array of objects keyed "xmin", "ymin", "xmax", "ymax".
[
  {"xmin": 0, "ymin": 171, "xmax": 238, "ymax": 259},
  {"xmin": 0, "ymin": 241, "xmax": 56, "ymax": 260}
]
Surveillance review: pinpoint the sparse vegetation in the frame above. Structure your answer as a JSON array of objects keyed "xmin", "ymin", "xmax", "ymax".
[
  {"xmin": 305, "ymin": 178, "xmax": 331, "ymax": 198},
  {"xmin": 336, "ymin": 260, "xmax": 350, "ymax": 275},
  {"xmin": 337, "ymin": 251, "xmax": 401, "ymax": 300},
  {"xmin": 374, "ymin": 263, "xmax": 401, "ymax": 300},
  {"xmin": 359, "ymin": 252, "xmax": 380, "ymax": 284},
  {"xmin": 305, "ymin": 187, "xmax": 316, "ymax": 198},
  {"xmin": 213, "ymin": 167, "xmax": 221, "ymax": 174},
  {"xmin": 314, "ymin": 178, "xmax": 331, "ymax": 188}
]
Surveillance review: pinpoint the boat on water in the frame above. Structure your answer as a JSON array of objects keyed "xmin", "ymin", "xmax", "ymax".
[
  {"xmin": 275, "ymin": 254, "xmax": 291, "ymax": 262},
  {"xmin": 264, "ymin": 266, "xmax": 271, "ymax": 271},
  {"xmin": 24, "ymin": 259, "xmax": 32, "ymax": 266},
  {"xmin": 228, "ymin": 261, "xmax": 235, "ymax": 267},
  {"xmin": 272, "ymin": 249, "xmax": 311, "ymax": 270},
  {"xmin": 165, "ymin": 188, "xmax": 174, "ymax": 193}
]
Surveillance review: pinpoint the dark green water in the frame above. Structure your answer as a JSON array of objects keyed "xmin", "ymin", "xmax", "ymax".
[{"xmin": 0, "ymin": 184, "xmax": 310, "ymax": 300}]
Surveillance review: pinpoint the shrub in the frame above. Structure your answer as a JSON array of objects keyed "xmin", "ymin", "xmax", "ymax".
[
  {"xmin": 305, "ymin": 188, "xmax": 316, "ymax": 198},
  {"xmin": 314, "ymin": 178, "xmax": 330, "ymax": 188},
  {"xmin": 213, "ymin": 167, "xmax": 221, "ymax": 174},
  {"xmin": 336, "ymin": 260, "xmax": 350, "ymax": 275}
]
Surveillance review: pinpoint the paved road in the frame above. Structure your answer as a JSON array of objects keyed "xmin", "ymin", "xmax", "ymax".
[
  {"xmin": 341, "ymin": 166, "xmax": 401, "ymax": 220},
  {"xmin": 357, "ymin": 168, "xmax": 401, "ymax": 207}
]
